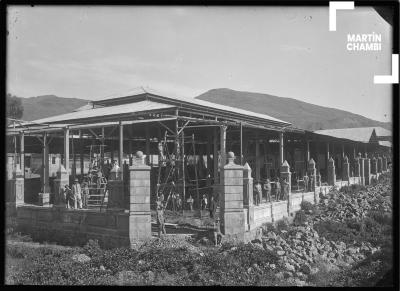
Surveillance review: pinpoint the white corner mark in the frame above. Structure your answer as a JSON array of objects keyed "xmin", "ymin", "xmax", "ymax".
[
  {"xmin": 374, "ymin": 54, "xmax": 399, "ymax": 84},
  {"xmin": 329, "ymin": 2, "xmax": 354, "ymax": 31}
]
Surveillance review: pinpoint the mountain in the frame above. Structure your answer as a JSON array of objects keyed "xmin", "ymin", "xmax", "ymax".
[
  {"xmin": 19, "ymin": 95, "xmax": 89, "ymax": 121},
  {"xmin": 196, "ymin": 88, "xmax": 391, "ymax": 131}
]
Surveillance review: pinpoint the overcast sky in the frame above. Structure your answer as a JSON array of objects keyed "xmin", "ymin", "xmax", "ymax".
[{"xmin": 7, "ymin": 6, "xmax": 392, "ymax": 122}]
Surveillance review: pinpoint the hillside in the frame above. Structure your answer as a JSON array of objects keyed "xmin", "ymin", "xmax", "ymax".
[
  {"xmin": 196, "ymin": 88, "xmax": 391, "ymax": 131},
  {"xmin": 20, "ymin": 95, "xmax": 89, "ymax": 121},
  {"xmin": 15, "ymin": 90, "xmax": 391, "ymax": 131}
]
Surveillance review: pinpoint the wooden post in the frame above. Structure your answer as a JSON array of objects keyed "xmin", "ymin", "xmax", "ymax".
[
  {"xmin": 279, "ymin": 131, "xmax": 284, "ymax": 166},
  {"xmin": 119, "ymin": 122, "xmax": 124, "ymax": 170},
  {"xmin": 255, "ymin": 131, "xmax": 260, "ymax": 181},
  {"xmin": 220, "ymin": 125, "xmax": 227, "ymax": 184},
  {"xmin": 20, "ymin": 132, "xmax": 25, "ymax": 178},
  {"xmin": 72, "ymin": 130, "xmax": 76, "ymax": 180},
  {"xmin": 79, "ymin": 130, "xmax": 84, "ymax": 177},
  {"xmin": 64, "ymin": 128, "xmax": 70, "ymax": 175},
  {"xmin": 145, "ymin": 126, "xmax": 150, "ymax": 165},
  {"xmin": 240, "ymin": 122, "xmax": 243, "ymax": 165},
  {"xmin": 213, "ymin": 127, "xmax": 219, "ymax": 185},
  {"xmin": 42, "ymin": 132, "xmax": 49, "ymax": 193}
]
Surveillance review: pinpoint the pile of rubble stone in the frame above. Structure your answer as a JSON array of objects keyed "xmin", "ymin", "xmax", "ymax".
[{"xmin": 246, "ymin": 179, "xmax": 391, "ymax": 284}]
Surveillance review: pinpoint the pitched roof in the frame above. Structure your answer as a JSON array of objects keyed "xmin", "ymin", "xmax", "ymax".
[
  {"xmin": 314, "ymin": 127, "xmax": 392, "ymax": 143},
  {"xmin": 31, "ymin": 100, "xmax": 175, "ymax": 124},
  {"xmin": 93, "ymin": 87, "xmax": 291, "ymax": 127}
]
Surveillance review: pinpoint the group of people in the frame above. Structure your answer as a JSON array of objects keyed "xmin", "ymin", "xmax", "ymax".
[
  {"xmin": 62, "ymin": 177, "xmax": 90, "ymax": 209},
  {"xmin": 253, "ymin": 177, "xmax": 290, "ymax": 205}
]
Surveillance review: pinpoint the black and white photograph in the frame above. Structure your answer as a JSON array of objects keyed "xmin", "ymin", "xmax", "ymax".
[{"xmin": 4, "ymin": 2, "xmax": 398, "ymax": 287}]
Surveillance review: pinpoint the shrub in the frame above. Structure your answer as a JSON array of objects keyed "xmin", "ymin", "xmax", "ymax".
[
  {"xmin": 293, "ymin": 210, "xmax": 307, "ymax": 226},
  {"xmin": 276, "ymin": 217, "xmax": 290, "ymax": 231},
  {"xmin": 300, "ymin": 201, "xmax": 313, "ymax": 211},
  {"xmin": 83, "ymin": 239, "xmax": 102, "ymax": 258}
]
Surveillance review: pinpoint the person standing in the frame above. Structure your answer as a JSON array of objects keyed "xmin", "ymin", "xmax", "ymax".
[
  {"xmin": 303, "ymin": 173, "xmax": 309, "ymax": 192},
  {"xmin": 275, "ymin": 178, "xmax": 281, "ymax": 201},
  {"xmin": 264, "ymin": 178, "xmax": 272, "ymax": 202},
  {"xmin": 254, "ymin": 181, "xmax": 262, "ymax": 205},
  {"xmin": 64, "ymin": 185, "xmax": 73, "ymax": 209},
  {"xmin": 156, "ymin": 200, "xmax": 166, "ymax": 237},
  {"xmin": 72, "ymin": 178, "xmax": 83, "ymax": 209},
  {"xmin": 209, "ymin": 195, "xmax": 217, "ymax": 218},
  {"xmin": 281, "ymin": 178, "xmax": 289, "ymax": 200},
  {"xmin": 81, "ymin": 179, "xmax": 90, "ymax": 208},
  {"xmin": 201, "ymin": 194, "xmax": 208, "ymax": 210},
  {"xmin": 187, "ymin": 195, "xmax": 194, "ymax": 210},
  {"xmin": 213, "ymin": 217, "xmax": 223, "ymax": 247}
]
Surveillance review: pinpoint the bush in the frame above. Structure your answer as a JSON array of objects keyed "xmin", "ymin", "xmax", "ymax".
[
  {"xmin": 339, "ymin": 184, "xmax": 366, "ymax": 195},
  {"xmin": 293, "ymin": 210, "xmax": 307, "ymax": 226},
  {"xmin": 276, "ymin": 217, "xmax": 290, "ymax": 231},
  {"xmin": 300, "ymin": 201, "xmax": 313, "ymax": 211}
]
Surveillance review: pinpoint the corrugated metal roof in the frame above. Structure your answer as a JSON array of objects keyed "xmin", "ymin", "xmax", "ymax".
[
  {"xmin": 94, "ymin": 87, "xmax": 290, "ymax": 126},
  {"xmin": 31, "ymin": 100, "xmax": 175, "ymax": 124},
  {"xmin": 314, "ymin": 127, "xmax": 392, "ymax": 143}
]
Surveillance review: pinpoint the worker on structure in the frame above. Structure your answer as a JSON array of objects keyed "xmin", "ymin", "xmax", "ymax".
[
  {"xmin": 303, "ymin": 173, "xmax": 309, "ymax": 192},
  {"xmin": 72, "ymin": 178, "xmax": 83, "ymax": 209},
  {"xmin": 275, "ymin": 178, "xmax": 281, "ymax": 201},
  {"xmin": 201, "ymin": 194, "xmax": 208, "ymax": 210},
  {"xmin": 213, "ymin": 217, "xmax": 223, "ymax": 247},
  {"xmin": 81, "ymin": 178, "xmax": 90, "ymax": 208},
  {"xmin": 187, "ymin": 195, "xmax": 194, "ymax": 210},
  {"xmin": 254, "ymin": 181, "xmax": 262, "ymax": 205},
  {"xmin": 209, "ymin": 195, "xmax": 217, "ymax": 218},
  {"xmin": 264, "ymin": 178, "xmax": 272, "ymax": 202},
  {"xmin": 156, "ymin": 200, "xmax": 166, "ymax": 237},
  {"xmin": 176, "ymin": 193, "xmax": 182, "ymax": 211}
]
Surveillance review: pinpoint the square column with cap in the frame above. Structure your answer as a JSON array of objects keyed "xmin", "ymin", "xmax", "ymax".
[
  {"xmin": 129, "ymin": 151, "xmax": 151, "ymax": 244},
  {"xmin": 243, "ymin": 162, "xmax": 254, "ymax": 230},
  {"xmin": 220, "ymin": 151, "xmax": 246, "ymax": 236},
  {"xmin": 327, "ymin": 157, "xmax": 336, "ymax": 186},
  {"xmin": 342, "ymin": 156, "xmax": 350, "ymax": 181},
  {"xmin": 358, "ymin": 153, "xmax": 365, "ymax": 186}
]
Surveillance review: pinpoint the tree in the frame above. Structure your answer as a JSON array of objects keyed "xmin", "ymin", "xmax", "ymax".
[{"xmin": 7, "ymin": 93, "xmax": 24, "ymax": 120}]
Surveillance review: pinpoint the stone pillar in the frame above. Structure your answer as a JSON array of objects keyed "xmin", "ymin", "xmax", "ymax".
[
  {"xmin": 342, "ymin": 156, "xmax": 350, "ymax": 181},
  {"xmin": 220, "ymin": 152, "xmax": 246, "ymax": 236},
  {"xmin": 358, "ymin": 153, "xmax": 365, "ymax": 186},
  {"xmin": 243, "ymin": 163, "xmax": 254, "ymax": 230},
  {"xmin": 12, "ymin": 165, "xmax": 24, "ymax": 206},
  {"xmin": 308, "ymin": 158, "xmax": 317, "ymax": 192},
  {"xmin": 129, "ymin": 151, "xmax": 151, "ymax": 244},
  {"xmin": 377, "ymin": 155, "xmax": 383, "ymax": 173},
  {"xmin": 382, "ymin": 156, "xmax": 388, "ymax": 172},
  {"xmin": 354, "ymin": 156, "xmax": 360, "ymax": 181},
  {"xmin": 54, "ymin": 165, "xmax": 69, "ymax": 206},
  {"xmin": 280, "ymin": 160, "xmax": 292, "ymax": 215},
  {"xmin": 327, "ymin": 157, "xmax": 336, "ymax": 186},
  {"xmin": 364, "ymin": 153, "xmax": 371, "ymax": 185},
  {"xmin": 371, "ymin": 156, "xmax": 377, "ymax": 175},
  {"xmin": 107, "ymin": 164, "xmax": 124, "ymax": 211}
]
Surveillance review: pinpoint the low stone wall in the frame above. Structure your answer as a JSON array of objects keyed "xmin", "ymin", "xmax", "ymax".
[{"xmin": 16, "ymin": 205, "xmax": 130, "ymax": 249}]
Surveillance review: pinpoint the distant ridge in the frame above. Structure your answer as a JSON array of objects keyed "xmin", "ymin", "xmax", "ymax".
[
  {"xmin": 14, "ymin": 90, "xmax": 391, "ymax": 132},
  {"xmin": 195, "ymin": 88, "xmax": 391, "ymax": 131},
  {"xmin": 19, "ymin": 95, "xmax": 89, "ymax": 121}
]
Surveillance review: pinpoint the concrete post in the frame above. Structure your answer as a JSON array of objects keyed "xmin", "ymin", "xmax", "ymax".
[
  {"xmin": 13, "ymin": 165, "xmax": 24, "ymax": 206},
  {"xmin": 377, "ymin": 155, "xmax": 383, "ymax": 173},
  {"xmin": 243, "ymin": 163, "xmax": 254, "ymax": 230},
  {"xmin": 342, "ymin": 156, "xmax": 350, "ymax": 181},
  {"xmin": 221, "ymin": 152, "xmax": 246, "ymax": 235},
  {"xmin": 371, "ymin": 156, "xmax": 377, "ymax": 175},
  {"xmin": 364, "ymin": 153, "xmax": 371, "ymax": 185},
  {"xmin": 358, "ymin": 153, "xmax": 365, "ymax": 186},
  {"xmin": 107, "ymin": 164, "xmax": 124, "ymax": 211},
  {"xmin": 327, "ymin": 157, "xmax": 336, "ymax": 186},
  {"xmin": 280, "ymin": 160, "xmax": 292, "ymax": 215},
  {"xmin": 129, "ymin": 151, "xmax": 151, "ymax": 244},
  {"xmin": 382, "ymin": 155, "xmax": 388, "ymax": 172},
  {"xmin": 54, "ymin": 165, "xmax": 69, "ymax": 206},
  {"xmin": 354, "ymin": 155, "xmax": 361, "ymax": 183},
  {"xmin": 308, "ymin": 158, "xmax": 317, "ymax": 192}
]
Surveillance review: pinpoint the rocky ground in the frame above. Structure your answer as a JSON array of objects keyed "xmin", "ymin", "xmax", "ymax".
[{"xmin": 6, "ymin": 173, "xmax": 393, "ymax": 286}]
